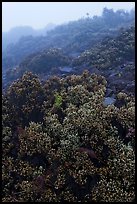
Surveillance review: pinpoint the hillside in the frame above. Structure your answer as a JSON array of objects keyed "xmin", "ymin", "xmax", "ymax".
[
  {"xmin": 3, "ymin": 25, "xmax": 135, "ymax": 97},
  {"xmin": 2, "ymin": 8, "xmax": 135, "ymax": 71},
  {"xmin": 73, "ymin": 26, "xmax": 134, "ymax": 69}
]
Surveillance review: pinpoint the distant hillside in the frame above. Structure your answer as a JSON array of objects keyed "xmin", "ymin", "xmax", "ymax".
[
  {"xmin": 2, "ymin": 8, "xmax": 135, "ymax": 71},
  {"xmin": 2, "ymin": 23, "xmax": 56, "ymax": 51}
]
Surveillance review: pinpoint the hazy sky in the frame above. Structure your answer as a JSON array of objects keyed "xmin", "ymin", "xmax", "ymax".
[{"xmin": 2, "ymin": 2, "xmax": 135, "ymax": 32}]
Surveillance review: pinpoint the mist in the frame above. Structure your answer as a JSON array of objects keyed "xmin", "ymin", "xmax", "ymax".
[{"xmin": 2, "ymin": 2, "xmax": 135, "ymax": 32}]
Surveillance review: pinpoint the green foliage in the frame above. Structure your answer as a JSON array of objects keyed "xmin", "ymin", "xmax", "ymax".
[{"xmin": 54, "ymin": 92, "xmax": 63, "ymax": 108}]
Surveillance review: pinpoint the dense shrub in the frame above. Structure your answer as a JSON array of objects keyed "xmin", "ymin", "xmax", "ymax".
[{"xmin": 2, "ymin": 71, "xmax": 135, "ymax": 202}]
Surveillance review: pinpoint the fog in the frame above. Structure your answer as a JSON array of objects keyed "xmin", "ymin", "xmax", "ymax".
[{"xmin": 2, "ymin": 2, "xmax": 135, "ymax": 32}]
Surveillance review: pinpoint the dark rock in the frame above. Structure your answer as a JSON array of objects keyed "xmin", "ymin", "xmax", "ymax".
[
  {"xmin": 105, "ymin": 88, "xmax": 114, "ymax": 97},
  {"xmin": 114, "ymin": 98, "xmax": 126, "ymax": 108}
]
